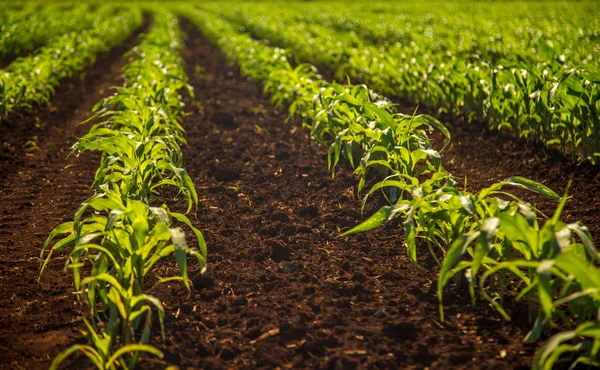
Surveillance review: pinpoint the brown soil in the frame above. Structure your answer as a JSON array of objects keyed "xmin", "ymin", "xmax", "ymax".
[{"xmin": 0, "ymin": 16, "xmax": 597, "ymax": 370}]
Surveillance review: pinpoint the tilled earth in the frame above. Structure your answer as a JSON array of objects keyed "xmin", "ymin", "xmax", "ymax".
[{"xmin": 0, "ymin": 17, "xmax": 598, "ymax": 370}]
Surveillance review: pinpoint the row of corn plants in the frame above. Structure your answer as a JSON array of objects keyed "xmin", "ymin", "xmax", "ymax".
[
  {"xmin": 206, "ymin": 2, "xmax": 600, "ymax": 165},
  {"xmin": 0, "ymin": 3, "xmax": 39, "ymax": 30},
  {"xmin": 183, "ymin": 7, "xmax": 599, "ymax": 369},
  {"xmin": 0, "ymin": 2, "xmax": 43, "ymax": 32},
  {"xmin": 39, "ymin": 12, "xmax": 207, "ymax": 369},
  {"xmin": 246, "ymin": 2, "xmax": 596, "ymax": 72},
  {"xmin": 0, "ymin": 6, "xmax": 142, "ymax": 120},
  {"xmin": 0, "ymin": 3, "xmax": 107, "ymax": 64}
]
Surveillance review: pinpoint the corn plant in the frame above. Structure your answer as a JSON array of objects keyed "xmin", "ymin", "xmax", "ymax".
[
  {"xmin": 73, "ymin": 105, "xmax": 197, "ymax": 211},
  {"xmin": 40, "ymin": 188, "xmax": 206, "ymax": 301},
  {"xmin": 50, "ymin": 318, "xmax": 163, "ymax": 370},
  {"xmin": 43, "ymin": 191, "xmax": 205, "ymax": 370}
]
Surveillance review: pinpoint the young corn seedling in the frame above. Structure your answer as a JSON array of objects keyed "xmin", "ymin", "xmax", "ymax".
[{"xmin": 50, "ymin": 317, "xmax": 163, "ymax": 370}]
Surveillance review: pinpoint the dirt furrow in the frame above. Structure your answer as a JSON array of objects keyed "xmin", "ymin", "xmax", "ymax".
[
  {"xmin": 142, "ymin": 20, "xmax": 536, "ymax": 370},
  {"xmin": 0, "ymin": 22, "xmax": 147, "ymax": 369}
]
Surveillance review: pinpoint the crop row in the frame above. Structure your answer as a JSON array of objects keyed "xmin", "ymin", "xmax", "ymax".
[
  {"xmin": 0, "ymin": 3, "xmax": 44, "ymax": 36},
  {"xmin": 0, "ymin": 3, "xmax": 108, "ymax": 64},
  {"xmin": 0, "ymin": 7, "xmax": 142, "ymax": 120},
  {"xmin": 205, "ymin": 2, "xmax": 600, "ymax": 164},
  {"xmin": 39, "ymin": 12, "xmax": 206, "ymax": 369},
  {"xmin": 0, "ymin": 3, "xmax": 32, "ymax": 20},
  {"xmin": 182, "ymin": 6, "xmax": 599, "ymax": 369},
  {"xmin": 262, "ymin": 2, "xmax": 597, "ymax": 68}
]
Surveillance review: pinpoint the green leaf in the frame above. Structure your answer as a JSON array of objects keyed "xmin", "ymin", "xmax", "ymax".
[
  {"xmin": 364, "ymin": 102, "xmax": 396, "ymax": 129},
  {"xmin": 170, "ymin": 227, "xmax": 190, "ymax": 291},
  {"xmin": 49, "ymin": 345, "xmax": 103, "ymax": 370},
  {"xmin": 503, "ymin": 176, "xmax": 560, "ymax": 201},
  {"xmin": 171, "ymin": 212, "xmax": 207, "ymax": 260},
  {"xmin": 498, "ymin": 212, "xmax": 537, "ymax": 259},
  {"xmin": 105, "ymin": 344, "xmax": 163, "ymax": 368},
  {"xmin": 536, "ymin": 260, "xmax": 555, "ymax": 321},
  {"xmin": 339, "ymin": 206, "xmax": 392, "ymax": 236},
  {"xmin": 438, "ymin": 232, "xmax": 480, "ymax": 322}
]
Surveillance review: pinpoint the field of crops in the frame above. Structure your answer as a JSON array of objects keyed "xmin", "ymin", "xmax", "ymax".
[{"xmin": 0, "ymin": 1, "xmax": 598, "ymax": 369}]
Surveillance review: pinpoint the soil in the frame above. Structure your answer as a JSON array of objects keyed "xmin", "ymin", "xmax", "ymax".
[{"xmin": 0, "ymin": 16, "xmax": 597, "ymax": 370}]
